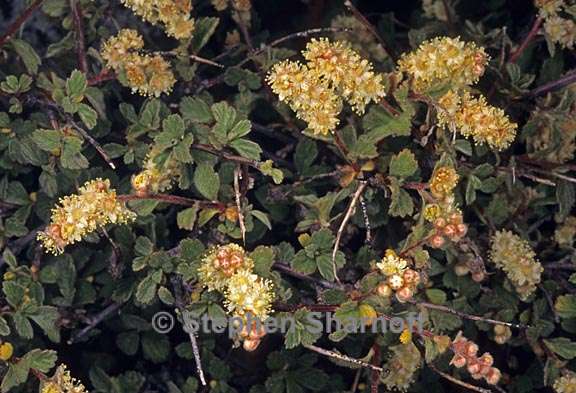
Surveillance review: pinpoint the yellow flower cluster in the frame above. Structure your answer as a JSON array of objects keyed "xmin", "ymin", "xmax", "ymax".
[
  {"xmin": 490, "ymin": 230, "xmax": 543, "ymax": 300},
  {"xmin": 101, "ymin": 30, "xmax": 176, "ymax": 97},
  {"xmin": 331, "ymin": 15, "xmax": 387, "ymax": 61},
  {"xmin": 37, "ymin": 179, "xmax": 136, "ymax": 255},
  {"xmin": 267, "ymin": 38, "xmax": 385, "ymax": 135},
  {"xmin": 376, "ymin": 250, "xmax": 420, "ymax": 302},
  {"xmin": 0, "ymin": 341, "xmax": 13, "ymax": 361},
  {"xmin": 224, "ymin": 269, "xmax": 275, "ymax": 321},
  {"xmin": 120, "ymin": 0, "xmax": 195, "ymax": 39},
  {"xmin": 437, "ymin": 91, "xmax": 518, "ymax": 150},
  {"xmin": 131, "ymin": 149, "xmax": 181, "ymax": 195},
  {"xmin": 41, "ymin": 364, "xmax": 88, "ymax": 393},
  {"xmin": 450, "ymin": 331, "xmax": 501, "ymax": 385},
  {"xmin": 381, "ymin": 342, "xmax": 421, "ymax": 391},
  {"xmin": 535, "ymin": 0, "xmax": 576, "ymax": 49},
  {"xmin": 198, "ymin": 243, "xmax": 254, "ymax": 291},
  {"xmin": 397, "ymin": 36, "xmax": 488, "ymax": 92},
  {"xmin": 429, "ymin": 166, "xmax": 459, "ymax": 199},
  {"xmin": 554, "ymin": 372, "xmax": 576, "ymax": 393},
  {"xmin": 536, "ymin": 0, "xmax": 565, "ymax": 17}
]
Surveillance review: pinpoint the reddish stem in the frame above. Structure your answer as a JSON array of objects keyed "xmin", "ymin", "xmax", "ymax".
[
  {"xmin": 0, "ymin": 0, "xmax": 45, "ymax": 48},
  {"xmin": 70, "ymin": 0, "xmax": 88, "ymax": 73},
  {"xmin": 508, "ymin": 17, "xmax": 543, "ymax": 64},
  {"xmin": 88, "ymin": 69, "xmax": 116, "ymax": 86}
]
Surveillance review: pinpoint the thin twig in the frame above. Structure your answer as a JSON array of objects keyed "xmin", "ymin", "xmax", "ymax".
[
  {"xmin": 508, "ymin": 17, "xmax": 543, "ymax": 64},
  {"xmin": 303, "ymin": 344, "xmax": 384, "ymax": 373},
  {"xmin": 526, "ymin": 69, "xmax": 576, "ymax": 97},
  {"xmin": 344, "ymin": 0, "xmax": 396, "ymax": 60},
  {"xmin": 413, "ymin": 301, "xmax": 526, "ymax": 329},
  {"xmin": 68, "ymin": 302, "xmax": 123, "ymax": 344},
  {"xmin": 88, "ymin": 69, "xmax": 116, "ymax": 86},
  {"xmin": 192, "ymin": 143, "xmax": 261, "ymax": 169},
  {"xmin": 429, "ymin": 364, "xmax": 493, "ymax": 393},
  {"xmin": 0, "ymin": 0, "xmax": 45, "ymax": 48},
  {"xmin": 118, "ymin": 193, "xmax": 225, "ymax": 210},
  {"xmin": 69, "ymin": 120, "xmax": 116, "ymax": 169},
  {"xmin": 332, "ymin": 180, "xmax": 368, "ymax": 284},
  {"xmin": 233, "ymin": 166, "xmax": 246, "ymax": 245},
  {"xmin": 70, "ymin": 0, "xmax": 88, "ymax": 73}
]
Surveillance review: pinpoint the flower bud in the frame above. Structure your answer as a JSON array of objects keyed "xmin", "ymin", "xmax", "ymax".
[
  {"xmin": 243, "ymin": 338, "xmax": 260, "ymax": 352},
  {"xmin": 471, "ymin": 271, "xmax": 485, "ymax": 282},
  {"xmin": 396, "ymin": 287, "xmax": 414, "ymax": 303},
  {"xmin": 430, "ymin": 235, "xmax": 445, "ymax": 248},
  {"xmin": 451, "ymin": 354, "xmax": 467, "ymax": 368},
  {"xmin": 376, "ymin": 283, "xmax": 393, "ymax": 297}
]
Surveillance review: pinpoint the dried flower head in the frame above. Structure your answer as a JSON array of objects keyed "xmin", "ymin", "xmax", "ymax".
[
  {"xmin": 267, "ymin": 60, "xmax": 342, "ymax": 135},
  {"xmin": 224, "ymin": 269, "xmax": 275, "ymax": 320},
  {"xmin": 554, "ymin": 372, "xmax": 576, "ymax": 393},
  {"xmin": 535, "ymin": 0, "xmax": 565, "ymax": 18},
  {"xmin": 437, "ymin": 91, "xmax": 517, "ymax": 150},
  {"xmin": 41, "ymin": 364, "xmax": 88, "ymax": 393},
  {"xmin": 490, "ymin": 230, "xmax": 543, "ymax": 300},
  {"xmin": 544, "ymin": 16, "xmax": 576, "ymax": 49},
  {"xmin": 397, "ymin": 36, "xmax": 488, "ymax": 92},
  {"xmin": 381, "ymin": 342, "xmax": 422, "ymax": 391},
  {"xmin": 198, "ymin": 244, "xmax": 254, "ymax": 291},
  {"xmin": 37, "ymin": 179, "xmax": 136, "ymax": 255},
  {"xmin": 430, "ymin": 166, "xmax": 459, "ymax": 199},
  {"xmin": 303, "ymin": 38, "xmax": 386, "ymax": 113},
  {"xmin": 120, "ymin": 0, "xmax": 195, "ymax": 39}
]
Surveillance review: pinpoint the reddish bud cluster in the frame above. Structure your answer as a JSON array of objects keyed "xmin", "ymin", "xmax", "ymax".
[
  {"xmin": 430, "ymin": 212, "xmax": 468, "ymax": 248},
  {"xmin": 450, "ymin": 332, "xmax": 501, "ymax": 385},
  {"xmin": 214, "ymin": 246, "xmax": 246, "ymax": 277}
]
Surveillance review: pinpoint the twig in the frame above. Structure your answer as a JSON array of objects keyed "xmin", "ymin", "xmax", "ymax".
[
  {"xmin": 303, "ymin": 344, "xmax": 384, "ymax": 373},
  {"xmin": 412, "ymin": 301, "xmax": 526, "ymax": 329},
  {"xmin": 344, "ymin": 0, "xmax": 396, "ymax": 60},
  {"xmin": 526, "ymin": 69, "xmax": 576, "ymax": 97},
  {"xmin": 429, "ymin": 364, "xmax": 493, "ymax": 393},
  {"xmin": 118, "ymin": 193, "xmax": 225, "ymax": 210},
  {"xmin": 68, "ymin": 302, "xmax": 123, "ymax": 344},
  {"xmin": 332, "ymin": 180, "xmax": 368, "ymax": 284},
  {"xmin": 88, "ymin": 69, "xmax": 116, "ymax": 86},
  {"xmin": 190, "ymin": 54, "xmax": 224, "ymax": 68},
  {"xmin": 508, "ymin": 17, "xmax": 543, "ymax": 64},
  {"xmin": 70, "ymin": 0, "xmax": 88, "ymax": 73},
  {"xmin": 233, "ymin": 166, "xmax": 246, "ymax": 245},
  {"xmin": 0, "ymin": 0, "xmax": 45, "ymax": 48},
  {"xmin": 69, "ymin": 120, "xmax": 116, "ymax": 169},
  {"xmin": 192, "ymin": 143, "xmax": 261, "ymax": 169},
  {"xmin": 370, "ymin": 344, "xmax": 380, "ymax": 393},
  {"xmin": 272, "ymin": 263, "xmax": 345, "ymax": 290}
]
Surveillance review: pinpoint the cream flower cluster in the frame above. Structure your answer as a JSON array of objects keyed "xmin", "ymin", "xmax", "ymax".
[
  {"xmin": 131, "ymin": 148, "xmax": 182, "ymax": 195},
  {"xmin": 490, "ymin": 230, "xmax": 543, "ymax": 300},
  {"xmin": 37, "ymin": 179, "xmax": 136, "ymax": 255},
  {"xmin": 101, "ymin": 29, "xmax": 176, "ymax": 97},
  {"xmin": 381, "ymin": 342, "xmax": 422, "ymax": 391},
  {"xmin": 397, "ymin": 36, "xmax": 488, "ymax": 92},
  {"xmin": 198, "ymin": 243, "xmax": 254, "ymax": 291},
  {"xmin": 554, "ymin": 372, "xmax": 576, "ymax": 393},
  {"xmin": 267, "ymin": 38, "xmax": 385, "ymax": 135},
  {"xmin": 536, "ymin": 0, "xmax": 576, "ymax": 49},
  {"xmin": 437, "ymin": 90, "xmax": 517, "ymax": 150},
  {"xmin": 41, "ymin": 364, "xmax": 88, "ymax": 393},
  {"xmin": 376, "ymin": 250, "xmax": 420, "ymax": 302},
  {"xmin": 120, "ymin": 0, "xmax": 195, "ymax": 39}
]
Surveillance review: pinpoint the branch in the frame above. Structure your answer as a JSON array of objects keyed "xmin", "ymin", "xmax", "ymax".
[
  {"xmin": 69, "ymin": 120, "xmax": 116, "ymax": 169},
  {"xmin": 526, "ymin": 69, "xmax": 576, "ymax": 97},
  {"xmin": 508, "ymin": 17, "xmax": 543, "ymax": 64},
  {"xmin": 429, "ymin": 364, "xmax": 493, "ymax": 393},
  {"xmin": 70, "ymin": 0, "xmax": 88, "ymax": 73},
  {"xmin": 118, "ymin": 194, "xmax": 225, "ymax": 210},
  {"xmin": 0, "ymin": 0, "xmax": 45, "ymax": 48},
  {"xmin": 303, "ymin": 344, "xmax": 384, "ymax": 373},
  {"xmin": 68, "ymin": 302, "xmax": 123, "ymax": 344},
  {"xmin": 192, "ymin": 143, "xmax": 260, "ymax": 169}
]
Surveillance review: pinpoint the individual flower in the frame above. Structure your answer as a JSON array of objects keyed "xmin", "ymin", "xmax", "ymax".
[
  {"xmin": 303, "ymin": 38, "xmax": 386, "ymax": 114},
  {"xmin": 399, "ymin": 328, "xmax": 412, "ymax": 344},
  {"xmin": 224, "ymin": 269, "xmax": 275, "ymax": 320},
  {"xmin": 554, "ymin": 372, "xmax": 576, "ymax": 393},
  {"xmin": 490, "ymin": 230, "xmax": 543, "ymax": 300},
  {"xmin": 100, "ymin": 29, "xmax": 144, "ymax": 70},
  {"xmin": 330, "ymin": 15, "xmax": 387, "ymax": 61},
  {"xmin": 544, "ymin": 16, "xmax": 576, "ymax": 49},
  {"xmin": 41, "ymin": 364, "xmax": 88, "ymax": 393},
  {"xmin": 381, "ymin": 342, "xmax": 422, "ymax": 391},
  {"xmin": 120, "ymin": 0, "xmax": 195, "ymax": 39},
  {"xmin": 438, "ymin": 91, "xmax": 517, "ymax": 150},
  {"xmin": 267, "ymin": 60, "xmax": 342, "ymax": 135},
  {"xmin": 493, "ymin": 324, "xmax": 512, "ymax": 345},
  {"xmin": 397, "ymin": 36, "xmax": 488, "ymax": 92},
  {"xmin": 198, "ymin": 244, "xmax": 254, "ymax": 291},
  {"xmin": 429, "ymin": 166, "xmax": 459, "ymax": 199},
  {"xmin": 450, "ymin": 331, "xmax": 501, "ymax": 385},
  {"xmin": 37, "ymin": 179, "xmax": 136, "ymax": 255},
  {"xmin": 0, "ymin": 342, "xmax": 13, "ymax": 361}
]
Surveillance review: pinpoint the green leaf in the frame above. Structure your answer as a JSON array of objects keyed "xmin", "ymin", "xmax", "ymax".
[
  {"xmin": 66, "ymin": 69, "xmax": 87, "ymax": 98},
  {"xmin": 77, "ymin": 103, "xmax": 98, "ymax": 129},
  {"xmin": 193, "ymin": 163, "xmax": 220, "ymax": 200},
  {"xmin": 466, "ymin": 175, "xmax": 482, "ymax": 205},
  {"xmin": 32, "ymin": 130, "xmax": 62, "ymax": 152},
  {"xmin": 389, "ymin": 178, "xmax": 414, "ymax": 217},
  {"xmin": 544, "ymin": 337, "xmax": 576, "ymax": 360},
  {"xmin": 426, "ymin": 289, "xmax": 447, "ymax": 304},
  {"xmin": 250, "ymin": 246, "xmax": 275, "ymax": 276},
  {"xmin": 251, "ymin": 210, "xmax": 272, "ymax": 230},
  {"xmin": 555, "ymin": 295, "xmax": 576, "ymax": 319},
  {"xmin": 2, "ymin": 248, "xmax": 17, "ymax": 269},
  {"xmin": 557, "ymin": 180, "xmax": 575, "ymax": 219},
  {"xmin": 227, "ymin": 119, "xmax": 252, "ymax": 140},
  {"xmin": 177, "ymin": 206, "xmax": 199, "ymax": 231},
  {"xmin": 180, "ymin": 96, "xmax": 213, "ymax": 123},
  {"xmin": 211, "ymin": 102, "xmax": 237, "ymax": 133},
  {"xmin": 0, "ymin": 316, "xmax": 10, "ymax": 336},
  {"xmin": 1, "ymin": 360, "xmax": 30, "ymax": 393},
  {"xmin": 136, "ymin": 273, "xmax": 158, "ymax": 305},
  {"xmin": 229, "ymin": 138, "xmax": 262, "ymax": 160},
  {"xmin": 316, "ymin": 253, "xmax": 344, "ymax": 282},
  {"xmin": 389, "ymin": 149, "xmax": 418, "ymax": 178},
  {"xmin": 13, "ymin": 313, "xmax": 33, "ymax": 339},
  {"xmin": 12, "ymin": 39, "xmax": 41, "ymax": 74},
  {"xmin": 141, "ymin": 332, "xmax": 170, "ymax": 363},
  {"xmin": 60, "ymin": 136, "xmax": 88, "ymax": 169},
  {"xmin": 292, "ymin": 251, "xmax": 317, "ymax": 275},
  {"xmin": 22, "ymin": 349, "xmax": 57, "ymax": 373},
  {"xmin": 190, "ymin": 17, "xmax": 220, "ymax": 53}
]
